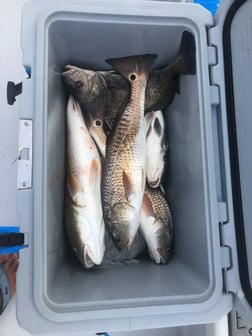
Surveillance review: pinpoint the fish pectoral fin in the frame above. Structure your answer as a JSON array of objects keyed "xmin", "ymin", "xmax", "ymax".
[
  {"xmin": 142, "ymin": 192, "xmax": 155, "ymax": 217},
  {"xmin": 122, "ymin": 170, "xmax": 136, "ymax": 203},
  {"xmin": 89, "ymin": 159, "xmax": 100, "ymax": 191},
  {"xmin": 67, "ymin": 174, "xmax": 84, "ymax": 205}
]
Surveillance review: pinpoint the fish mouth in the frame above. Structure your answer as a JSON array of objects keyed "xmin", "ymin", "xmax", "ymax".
[
  {"xmin": 62, "ymin": 65, "xmax": 77, "ymax": 77},
  {"xmin": 148, "ymin": 178, "xmax": 160, "ymax": 188},
  {"xmin": 83, "ymin": 244, "xmax": 104, "ymax": 268},
  {"xmin": 157, "ymin": 247, "xmax": 170, "ymax": 264},
  {"xmin": 111, "ymin": 236, "xmax": 128, "ymax": 251},
  {"xmin": 83, "ymin": 246, "xmax": 95, "ymax": 269},
  {"xmin": 149, "ymin": 247, "xmax": 171, "ymax": 264},
  {"xmin": 111, "ymin": 234, "xmax": 133, "ymax": 252}
]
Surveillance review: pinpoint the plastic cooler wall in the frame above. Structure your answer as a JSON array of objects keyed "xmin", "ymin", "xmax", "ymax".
[
  {"xmin": 17, "ymin": 2, "xmax": 228, "ymax": 333},
  {"xmin": 44, "ymin": 14, "xmax": 211, "ymax": 308}
]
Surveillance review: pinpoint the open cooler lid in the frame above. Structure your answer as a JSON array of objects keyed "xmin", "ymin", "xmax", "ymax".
[{"xmin": 211, "ymin": 0, "xmax": 252, "ymax": 324}]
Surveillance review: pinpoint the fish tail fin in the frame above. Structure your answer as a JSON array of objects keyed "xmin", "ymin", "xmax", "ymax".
[
  {"xmin": 177, "ymin": 31, "xmax": 196, "ymax": 75},
  {"xmin": 106, "ymin": 54, "xmax": 157, "ymax": 82}
]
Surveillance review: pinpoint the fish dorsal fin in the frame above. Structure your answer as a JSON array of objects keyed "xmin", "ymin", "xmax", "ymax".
[
  {"xmin": 89, "ymin": 159, "xmax": 100, "ymax": 191},
  {"xmin": 67, "ymin": 174, "xmax": 83, "ymax": 206},
  {"xmin": 123, "ymin": 170, "xmax": 136, "ymax": 202},
  {"xmin": 142, "ymin": 192, "xmax": 155, "ymax": 217}
]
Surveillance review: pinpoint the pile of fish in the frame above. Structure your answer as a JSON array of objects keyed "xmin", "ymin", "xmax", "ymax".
[{"xmin": 62, "ymin": 31, "xmax": 196, "ymax": 269}]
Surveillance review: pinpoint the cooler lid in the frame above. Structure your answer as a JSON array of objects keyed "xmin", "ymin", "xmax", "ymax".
[{"xmin": 213, "ymin": 0, "xmax": 252, "ymax": 323}]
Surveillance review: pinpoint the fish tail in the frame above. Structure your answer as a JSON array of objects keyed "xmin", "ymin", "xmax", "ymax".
[
  {"xmin": 106, "ymin": 54, "xmax": 157, "ymax": 81},
  {"xmin": 177, "ymin": 31, "xmax": 196, "ymax": 75}
]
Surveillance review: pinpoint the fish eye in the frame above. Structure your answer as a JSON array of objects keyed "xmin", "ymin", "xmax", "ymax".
[
  {"xmin": 95, "ymin": 119, "xmax": 102, "ymax": 127},
  {"xmin": 74, "ymin": 80, "xmax": 83, "ymax": 88},
  {"xmin": 130, "ymin": 74, "xmax": 136, "ymax": 81}
]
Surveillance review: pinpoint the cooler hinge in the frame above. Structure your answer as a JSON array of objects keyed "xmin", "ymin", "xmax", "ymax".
[
  {"xmin": 219, "ymin": 222, "xmax": 234, "ymax": 293},
  {"xmin": 218, "ymin": 201, "xmax": 228, "ymax": 223},
  {"xmin": 17, "ymin": 119, "xmax": 33, "ymax": 190},
  {"xmin": 207, "ymin": 42, "xmax": 221, "ymax": 106},
  {"xmin": 218, "ymin": 202, "xmax": 232, "ymax": 292},
  {"xmin": 207, "ymin": 26, "xmax": 223, "ymax": 87},
  {"xmin": 218, "ymin": 205, "xmax": 239, "ymax": 294}
]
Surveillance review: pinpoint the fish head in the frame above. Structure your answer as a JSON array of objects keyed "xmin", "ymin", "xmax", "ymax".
[
  {"xmin": 72, "ymin": 245, "xmax": 95, "ymax": 269},
  {"xmin": 62, "ymin": 65, "xmax": 107, "ymax": 103},
  {"xmin": 148, "ymin": 218, "xmax": 173, "ymax": 264},
  {"xmin": 146, "ymin": 110, "xmax": 168, "ymax": 188},
  {"xmin": 68, "ymin": 209, "xmax": 105, "ymax": 268},
  {"xmin": 108, "ymin": 202, "xmax": 137, "ymax": 251}
]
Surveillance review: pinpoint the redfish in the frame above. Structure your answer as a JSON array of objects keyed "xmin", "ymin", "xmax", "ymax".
[
  {"xmin": 65, "ymin": 95, "xmax": 105, "ymax": 268},
  {"xmin": 102, "ymin": 54, "xmax": 157, "ymax": 251},
  {"xmin": 140, "ymin": 184, "xmax": 173, "ymax": 264}
]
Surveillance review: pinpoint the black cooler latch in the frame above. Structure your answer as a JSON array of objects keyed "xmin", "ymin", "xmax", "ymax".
[{"xmin": 7, "ymin": 81, "xmax": 23, "ymax": 105}]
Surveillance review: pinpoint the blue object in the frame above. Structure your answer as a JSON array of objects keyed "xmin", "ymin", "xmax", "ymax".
[
  {"xmin": 24, "ymin": 66, "xmax": 31, "ymax": 78},
  {"xmin": 194, "ymin": 0, "xmax": 219, "ymax": 15},
  {"xmin": 0, "ymin": 227, "xmax": 28, "ymax": 255}
]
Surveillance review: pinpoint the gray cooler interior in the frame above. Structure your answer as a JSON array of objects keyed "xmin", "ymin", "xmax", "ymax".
[{"xmin": 44, "ymin": 13, "xmax": 214, "ymax": 311}]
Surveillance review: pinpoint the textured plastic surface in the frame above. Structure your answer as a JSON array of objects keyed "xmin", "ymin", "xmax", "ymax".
[
  {"xmin": 227, "ymin": 0, "xmax": 252, "ymax": 300},
  {"xmin": 17, "ymin": 0, "xmax": 234, "ymax": 334},
  {"xmin": 209, "ymin": 0, "xmax": 252, "ymax": 324}
]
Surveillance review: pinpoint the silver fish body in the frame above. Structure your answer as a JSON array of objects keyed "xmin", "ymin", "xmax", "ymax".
[
  {"xmin": 102, "ymin": 54, "xmax": 157, "ymax": 251},
  {"xmin": 65, "ymin": 95, "xmax": 105, "ymax": 268},
  {"xmin": 145, "ymin": 110, "xmax": 168, "ymax": 188},
  {"xmin": 140, "ymin": 184, "xmax": 173, "ymax": 264}
]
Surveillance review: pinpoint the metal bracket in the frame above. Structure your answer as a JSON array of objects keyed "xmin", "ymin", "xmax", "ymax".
[{"xmin": 17, "ymin": 120, "xmax": 33, "ymax": 190}]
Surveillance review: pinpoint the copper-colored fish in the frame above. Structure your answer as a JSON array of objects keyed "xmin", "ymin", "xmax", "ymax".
[
  {"xmin": 102, "ymin": 54, "xmax": 157, "ymax": 251},
  {"xmin": 65, "ymin": 95, "xmax": 105, "ymax": 268},
  {"xmin": 140, "ymin": 184, "xmax": 173, "ymax": 264}
]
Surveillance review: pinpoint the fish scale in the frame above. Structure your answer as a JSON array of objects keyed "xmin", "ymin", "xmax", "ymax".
[
  {"xmin": 140, "ymin": 184, "xmax": 173, "ymax": 264},
  {"xmin": 102, "ymin": 54, "xmax": 157, "ymax": 251}
]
